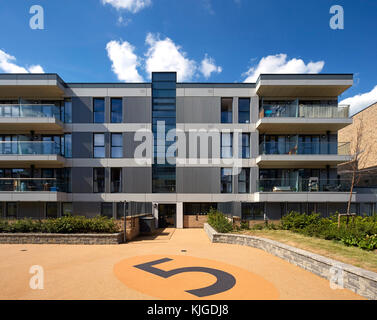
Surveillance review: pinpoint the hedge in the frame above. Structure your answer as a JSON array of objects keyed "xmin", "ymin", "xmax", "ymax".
[{"xmin": 0, "ymin": 216, "xmax": 119, "ymax": 234}]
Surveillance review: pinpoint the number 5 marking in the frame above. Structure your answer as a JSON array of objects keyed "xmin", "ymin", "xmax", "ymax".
[{"xmin": 134, "ymin": 258, "xmax": 236, "ymax": 297}]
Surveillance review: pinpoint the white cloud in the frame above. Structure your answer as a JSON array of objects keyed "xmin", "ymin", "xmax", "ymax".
[
  {"xmin": 340, "ymin": 85, "xmax": 377, "ymax": 115},
  {"xmin": 243, "ymin": 53, "xmax": 325, "ymax": 82},
  {"xmin": 144, "ymin": 33, "xmax": 197, "ymax": 82},
  {"xmin": 106, "ymin": 40, "xmax": 144, "ymax": 82},
  {"xmin": 101, "ymin": 0, "xmax": 151, "ymax": 13},
  {"xmin": 0, "ymin": 49, "xmax": 44, "ymax": 73},
  {"xmin": 200, "ymin": 54, "xmax": 222, "ymax": 78}
]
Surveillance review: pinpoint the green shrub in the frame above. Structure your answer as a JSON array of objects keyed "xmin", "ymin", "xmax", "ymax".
[
  {"xmin": 207, "ymin": 208, "xmax": 233, "ymax": 233},
  {"xmin": 279, "ymin": 211, "xmax": 377, "ymax": 251},
  {"xmin": 0, "ymin": 216, "xmax": 118, "ymax": 234}
]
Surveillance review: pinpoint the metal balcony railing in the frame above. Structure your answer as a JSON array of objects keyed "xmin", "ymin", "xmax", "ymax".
[
  {"xmin": 0, "ymin": 178, "xmax": 66, "ymax": 192},
  {"xmin": 259, "ymin": 142, "xmax": 350, "ymax": 155},
  {"xmin": 0, "ymin": 141, "xmax": 61, "ymax": 155},
  {"xmin": 259, "ymin": 104, "xmax": 350, "ymax": 119},
  {"xmin": 257, "ymin": 178, "xmax": 351, "ymax": 192},
  {"xmin": 0, "ymin": 104, "xmax": 61, "ymax": 119}
]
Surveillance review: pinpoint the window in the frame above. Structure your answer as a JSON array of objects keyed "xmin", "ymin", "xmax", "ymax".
[
  {"xmin": 239, "ymin": 98, "xmax": 250, "ymax": 123},
  {"xmin": 93, "ymin": 168, "xmax": 105, "ymax": 193},
  {"xmin": 152, "ymin": 166, "xmax": 176, "ymax": 193},
  {"xmin": 94, "ymin": 133, "xmax": 105, "ymax": 158},
  {"xmin": 111, "ymin": 133, "xmax": 123, "ymax": 158},
  {"xmin": 62, "ymin": 203, "xmax": 73, "ymax": 216},
  {"xmin": 111, "ymin": 98, "xmax": 122, "ymax": 123},
  {"xmin": 46, "ymin": 203, "xmax": 58, "ymax": 218},
  {"xmin": 221, "ymin": 168, "xmax": 232, "ymax": 193},
  {"xmin": 111, "ymin": 168, "xmax": 122, "ymax": 193},
  {"xmin": 64, "ymin": 134, "xmax": 72, "ymax": 158},
  {"xmin": 238, "ymin": 168, "xmax": 250, "ymax": 193},
  {"xmin": 221, "ymin": 98, "xmax": 233, "ymax": 123},
  {"xmin": 6, "ymin": 202, "xmax": 17, "ymax": 219},
  {"xmin": 239, "ymin": 133, "xmax": 250, "ymax": 158},
  {"xmin": 221, "ymin": 133, "xmax": 233, "ymax": 158},
  {"xmin": 101, "ymin": 203, "xmax": 113, "ymax": 218},
  {"xmin": 116, "ymin": 202, "xmax": 127, "ymax": 219},
  {"xmin": 64, "ymin": 99, "xmax": 72, "ymax": 123},
  {"xmin": 93, "ymin": 98, "xmax": 105, "ymax": 123},
  {"xmin": 183, "ymin": 203, "xmax": 217, "ymax": 215}
]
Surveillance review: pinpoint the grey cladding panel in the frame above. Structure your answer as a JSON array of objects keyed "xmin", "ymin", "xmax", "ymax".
[
  {"xmin": 124, "ymin": 97, "xmax": 151, "ymax": 123},
  {"xmin": 177, "ymin": 97, "xmax": 220, "ymax": 123},
  {"xmin": 71, "ymin": 167, "xmax": 93, "ymax": 193},
  {"xmin": 177, "ymin": 167, "xmax": 220, "ymax": 193},
  {"xmin": 72, "ymin": 97, "xmax": 92, "ymax": 123},
  {"xmin": 123, "ymin": 167, "xmax": 152, "ymax": 193},
  {"xmin": 72, "ymin": 132, "xmax": 92, "ymax": 158}
]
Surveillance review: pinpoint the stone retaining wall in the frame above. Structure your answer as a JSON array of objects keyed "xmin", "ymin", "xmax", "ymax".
[
  {"xmin": 0, "ymin": 232, "xmax": 123, "ymax": 245},
  {"xmin": 204, "ymin": 223, "xmax": 377, "ymax": 300}
]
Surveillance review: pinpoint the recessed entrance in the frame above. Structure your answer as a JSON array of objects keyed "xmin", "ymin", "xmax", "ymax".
[{"xmin": 158, "ymin": 204, "xmax": 176, "ymax": 228}]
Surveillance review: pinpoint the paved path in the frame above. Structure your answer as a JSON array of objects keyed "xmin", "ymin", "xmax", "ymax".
[{"xmin": 0, "ymin": 229, "xmax": 363, "ymax": 300}]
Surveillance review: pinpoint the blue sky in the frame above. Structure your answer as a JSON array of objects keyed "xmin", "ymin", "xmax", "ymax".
[{"xmin": 0, "ymin": 0, "xmax": 376, "ymax": 114}]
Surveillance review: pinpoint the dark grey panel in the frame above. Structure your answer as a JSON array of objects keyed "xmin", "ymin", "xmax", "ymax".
[
  {"xmin": 177, "ymin": 97, "xmax": 220, "ymax": 123},
  {"xmin": 105, "ymin": 97, "xmax": 110, "ymax": 123},
  {"xmin": 72, "ymin": 202, "xmax": 101, "ymax": 218},
  {"xmin": 123, "ymin": 132, "xmax": 142, "ymax": 158},
  {"xmin": 72, "ymin": 97, "xmax": 92, "ymax": 123},
  {"xmin": 71, "ymin": 167, "xmax": 92, "ymax": 193},
  {"xmin": 72, "ymin": 132, "xmax": 92, "ymax": 158},
  {"xmin": 177, "ymin": 167, "xmax": 220, "ymax": 193},
  {"xmin": 123, "ymin": 167, "xmax": 152, "ymax": 193},
  {"xmin": 257, "ymin": 74, "xmax": 353, "ymax": 82},
  {"xmin": 124, "ymin": 97, "xmax": 151, "ymax": 123},
  {"xmin": 18, "ymin": 202, "xmax": 44, "ymax": 219},
  {"xmin": 177, "ymin": 83, "xmax": 256, "ymax": 88}
]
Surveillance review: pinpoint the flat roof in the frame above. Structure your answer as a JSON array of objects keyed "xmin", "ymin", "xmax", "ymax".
[{"xmin": 0, "ymin": 73, "xmax": 353, "ymax": 89}]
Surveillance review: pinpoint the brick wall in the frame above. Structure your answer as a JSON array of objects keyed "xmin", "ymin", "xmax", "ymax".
[
  {"xmin": 183, "ymin": 215, "xmax": 208, "ymax": 228},
  {"xmin": 339, "ymin": 102, "xmax": 377, "ymax": 170},
  {"xmin": 0, "ymin": 233, "xmax": 122, "ymax": 245}
]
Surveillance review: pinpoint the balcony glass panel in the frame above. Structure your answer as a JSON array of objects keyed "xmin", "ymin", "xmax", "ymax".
[
  {"xmin": 0, "ymin": 178, "xmax": 66, "ymax": 192},
  {"xmin": 259, "ymin": 141, "xmax": 350, "ymax": 155},
  {"xmin": 260, "ymin": 102, "xmax": 349, "ymax": 118},
  {"xmin": 0, "ymin": 104, "xmax": 61, "ymax": 119},
  {"xmin": 257, "ymin": 179, "xmax": 351, "ymax": 192},
  {"xmin": 0, "ymin": 141, "xmax": 60, "ymax": 155}
]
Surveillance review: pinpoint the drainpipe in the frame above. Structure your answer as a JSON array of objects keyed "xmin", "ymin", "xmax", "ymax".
[{"xmin": 123, "ymin": 200, "xmax": 127, "ymax": 243}]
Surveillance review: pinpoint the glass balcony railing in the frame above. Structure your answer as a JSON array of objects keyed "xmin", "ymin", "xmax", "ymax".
[
  {"xmin": 257, "ymin": 179, "xmax": 351, "ymax": 192},
  {"xmin": 259, "ymin": 104, "xmax": 349, "ymax": 119},
  {"xmin": 0, "ymin": 141, "xmax": 61, "ymax": 155},
  {"xmin": 0, "ymin": 104, "xmax": 61, "ymax": 120},
  {"xmin": 0, "ymin": 178, "xmax": 66, "ymax": 192},
  {"xmin": 259, "ymin": 142, "xmax": 350, "ymax": 155}
]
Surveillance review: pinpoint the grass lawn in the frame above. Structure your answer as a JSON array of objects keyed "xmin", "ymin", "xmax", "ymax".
[{"xmin": 237, "ymin": 229, "xmax": 377, "ymax": 273}]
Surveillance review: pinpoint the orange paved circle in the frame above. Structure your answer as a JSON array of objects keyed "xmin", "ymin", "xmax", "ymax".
[{"xmin": 114, "ymin": 254, "xmax": 280, "ymax": 300}]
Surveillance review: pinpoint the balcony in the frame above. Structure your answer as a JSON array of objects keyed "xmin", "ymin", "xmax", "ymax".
[
  {"xmin": 254, "ymin": 178, "xmax": 354, "ymax": 203},
  {"xmin": 257, "ymin": 141, "xmax": 351, "ymax": 168},
  {"xmin": 0, "ymin": 141, "xmax": 65, "ymax": 166},
  {"xmin": 0, "ymin": 104, "xmax": 64, "ymax": 132},
  {"xmin": 0, "ymin": 178, "xmax": 67, "ymax": 201},
  {"xmin": 257, "ymin": 178, "xmax": 351, "ymax": 192},
  {"xmin": 256, "ymin": 104, "xmax": 352, "ymax": 133},
  {"xmin": 259, "ymin": 141, "xmax": 350, "ymax": 155}
]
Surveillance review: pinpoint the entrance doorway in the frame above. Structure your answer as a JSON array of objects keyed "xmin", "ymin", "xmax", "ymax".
[{"xmin": 158, "ymin": 204, "xmax": 176, "ymax": 228}]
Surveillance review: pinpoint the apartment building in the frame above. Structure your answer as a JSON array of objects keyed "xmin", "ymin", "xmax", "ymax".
[
  {"xmin": 339, "ymin": 101, "xmax": 377, "ymax": 215},
  {"xmin": 0, "ymin": 72, "xmax": 367, "ymax": 228}
]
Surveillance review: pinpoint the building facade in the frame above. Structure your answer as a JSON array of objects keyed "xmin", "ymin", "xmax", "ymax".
[{"xmin": 1, "ymin": 72, "xmax": 372, "ymax": 228}]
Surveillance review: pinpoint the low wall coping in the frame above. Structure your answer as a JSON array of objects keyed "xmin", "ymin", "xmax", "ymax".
[{"xmin": 0, "ymin": 232, "xmax": 122, "ymax": 238}]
